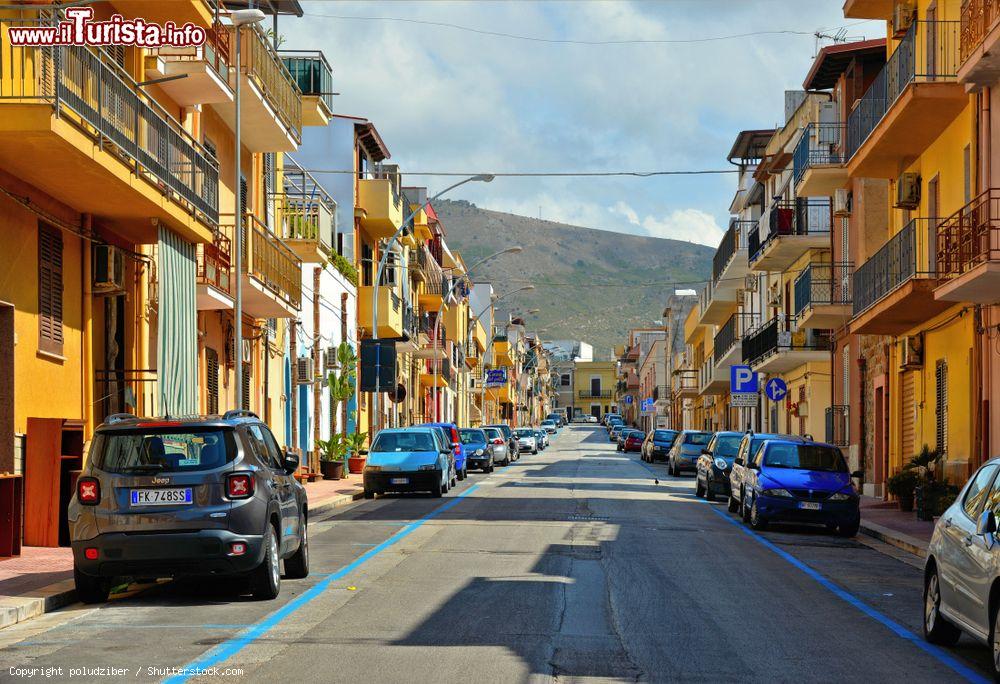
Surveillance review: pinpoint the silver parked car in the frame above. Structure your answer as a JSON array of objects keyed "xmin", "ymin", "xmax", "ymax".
[
  {"xmin": 924, "ymin": 459, "xmax": 1000, "ymax": 677},
  {"xmin": 69, "ymin": 411, "xmax": 308, "ymax": 604},
  {"xmin": 483, "ymin": 426, "xmax": 512, "ymax": 466}
]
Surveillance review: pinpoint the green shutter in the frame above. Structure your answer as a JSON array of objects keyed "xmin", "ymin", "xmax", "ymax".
[{"xmin": 157, "ymin": 226, "xmax": 198, "ymax": 416}]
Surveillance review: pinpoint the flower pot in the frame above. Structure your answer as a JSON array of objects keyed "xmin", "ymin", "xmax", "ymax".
[
  {"xmin": 897, "ymin": 493, "xmax": 914, "ymax": 512},
  {"xmin": 321, "ymin": 460, "xmax": 344, "ymax": 480},
  {"xmin": 347, "ymin": 455, "xmax": 366, "ymax": 474}
]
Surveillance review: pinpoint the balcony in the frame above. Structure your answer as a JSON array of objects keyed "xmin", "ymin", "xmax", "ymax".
[
  {"xmin": 749, "ymin": 199, "xmax": 832, "ymax": 272},
  {"xmin": 418, "ymin": 275, "xmax": 449, "ymax": 310},
  {"xmin": 843, "ymin": 0, "xmax": 892, "ymax": 19},
  {"xmin": 196, "ymin": 228, "xmax": 233, "ymax": 310},
  {"xmin": 846, "ymin": 20, "xmax": 965, "ymax": 178},
  {"xmin": 742, "ymin": 318, "xmax": 831, "ymax": 373},
  {"xmin": 414, "ymin": 315, "xmax": 446, "ymax": 359},
  {"xmin": 420, "ymin": 358, "xmax": 453, "ymax": 388},
  {"xmin": 276, "ymin": 157, "xmax": 335, "ymax": 263},
  {"xmin": 699, "ymin": 354, "xmax": 727, "ymax": 396},
  {"xmin": 358, "ymin": 284, "xmax": 405, "ymax": 339},
  {"xmin": 397, "ymin": 304, "xmax": 420, "ymax": 352},
  {"xmin": 232, "ymin": 213, "xmax": 302, "ymax": 317},
  {"xmin": 94, "ymin": 368, "xmax": 157, "ymax": 424},
  {"xmin": 825, "ymin": 405, "xmax": 850, "ymax": 447},
  {"xmin": 493, "ymin": 329, "xmax": 513, "ymax": 367},
  {"xmin": 652, "ymin": 385, "xmax": 671, "ymax": 404},
  {"xmin": 0, "ymin": 34, "xmax": 219, "ymax": 244},
  {"xmin": 578, "ymin": 389, "xmax": 612, "ymax": 399},
  {"xmin": 358, "ymin": 176, "xmax": 404, "ymax": 240},
  {"xmin": 213, "ymin": 24, "xmax": 302, "ymax": 152},
  {"xmin": 851, "ymin": 218, "xmax": 950, "ymax": 334},
  {"xmin": 793, "ymin": 123, "xmax": 847, "ymax": 197},
  {"xmin": 794, "ymin": 262, "xmax": 853, "ymax": 329},
  {"xmin": 280, "ymin": 51, "xmax": 333, "ymax": 126},
  {"xmin": 936, "ymin": 188, "xmax": 1000, "ymax": 304},
  {"xmin": 672, "ymin": 369, "xmax": 699, "ymax": 399},
  {"xmin": 958, "ymin": 0, "xmax": 1000, "ymax": 89},
  {"xmin": 713, "ymin": 312, "xmax": 758, "ymax": 372},
  {"xmin": 713, "ymin": 218, "xmax": 751, "ymax": 294},
  {"xmin": 145, "ymin": 21, "xmax": 233, "ymax": 107},
  {"xmin": 698, "ymin": 278, "xmax": 737, "ymax": 327}
]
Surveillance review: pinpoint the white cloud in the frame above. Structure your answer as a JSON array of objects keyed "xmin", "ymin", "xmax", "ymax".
[{"xmin": 611, "ymin": 202, "xmax": 723, "ymax": 246}]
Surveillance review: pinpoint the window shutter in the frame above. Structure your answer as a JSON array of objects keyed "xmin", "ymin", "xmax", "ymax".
[
  {"xmin": 842, "ymin": 344, "xmax": 850, "ymax": 403},
  {"xmin": 38, "ymin": 223, "xmax": 64, "ymax": 355},
  {"xmin": 263, "ymin": 153, "xmax": 274, "ymax": 228},
  {"xmin": 936, "ymin": 360, "xmax": 948, "ymax": 456},
  {"xmin": 206, "ymin": 348, "xmax": 219, "ymax": 415},
  {"xmin": 242, "ymin": 362, "xmax": 252, "ymax": 410}
]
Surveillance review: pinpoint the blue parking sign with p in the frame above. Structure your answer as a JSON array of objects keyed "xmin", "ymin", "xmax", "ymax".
[{"xmin": 730, "ymin": 365, "xmax": 757, "ymax": 393}]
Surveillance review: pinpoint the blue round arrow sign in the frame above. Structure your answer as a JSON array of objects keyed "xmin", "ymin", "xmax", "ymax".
[{"xmin": 765, "ymin": 378, "xmax": 788, "ymax": 402}]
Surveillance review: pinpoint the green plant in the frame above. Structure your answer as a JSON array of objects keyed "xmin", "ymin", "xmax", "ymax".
[
  {"xmin": 887, "ymin": 468, "xmax": 923, "ymax": 497},
  {"xmin": 344, "ymin": 432, "xmax": 368, "ymax": 458},
  {"xmin": 316, "ymin": 433, "xmax": 347, "ymax": 463},
  {"xmin": 322, "ymin": 342, "xmax": 359, "ymax": 463},
  {"xmin": 330, "ymin": 253, "xmax": 358, "ymax": 286},
  {"xmin": 906, "ymin": 444, "xmax": 942, "ymax": 478}
]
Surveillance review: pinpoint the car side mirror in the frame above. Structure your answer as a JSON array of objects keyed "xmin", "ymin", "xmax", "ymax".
[
  {"xmin": 734, "ymin": 457, "xmax": 744, "ymax": 466},
  {"xmin": 282, "ymin": 449, "xmax": 300, "ymax": 475},
  {"xmin": 701, "ymin": 449, "xmax": 711, "ymax": 456},
  {"xmin": 850, "ymin": 470, "xmax": 863, "ymax": 479},
  {"xmin": 977, "ymin": 509, "xmax": 997, "ymax": 537}
]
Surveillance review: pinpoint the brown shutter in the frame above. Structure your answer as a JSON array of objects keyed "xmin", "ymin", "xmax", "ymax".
[
  {"xmin": 902, "ymin": 372, "xmax": 915, "ymax": 460},
  {"xmin": 936, "ymin": 360, "xmax": 948, "ymax": 456},
  {"xmin": 37, "ymin": 223, "xmax": 64, "ymax": 355},
  {"xmin": 205, "ymin": 348, "xmax": 219, "ymax": 415},
  {"xmin": 242, "ymin": 362, "xmax": 252, "ymax": 411}
]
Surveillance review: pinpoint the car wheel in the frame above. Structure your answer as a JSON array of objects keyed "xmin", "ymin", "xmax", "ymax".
[
  {"xmin": 457, "ymin": 468, "xmax": 466, "ymax": 481},
  {"xmin": 705, "ymin": 476, "xmax": 717, "ymax": 502},
  {"xmin": 924, "ymin": 566, "xmax": 962, "ymax": 645},
  {"xmin": 363, "ymin": 489, "xmax": 375, "ymax": 500},
  {"xmin": 694, "ymin": 474, "xmax": 704, "ymax": 497},
  {"xmin": 749, "ymin": 497, "xmax": 768, "ymax": 530},
  {"xmin": 73, "ymin": 565, "xmax": 110, "ymax": 604},
  {"xmin": 991, "ymin": 596, "xmax": 1000, "ymax": 679},
  {"xmin": 741, "ymin": 491, "xmax": 752, "ymax": 523},
  {"xmin": 837, "ymin": 518, "xmax": 861, "ymax": 538},
  {"xmin": 727, "ymin": 491, "xmax": 739, "ymax": 513},
  {"xmin": 284, "ymin": 513, "xmax": 309, "ymax": 579},
  {"xmin": 250, "ymin": 523, "xmax": 281, "ymax": 600},
  {"xmin": 433, "ymin": 473, "xmax": 445, "ymax": 498}
]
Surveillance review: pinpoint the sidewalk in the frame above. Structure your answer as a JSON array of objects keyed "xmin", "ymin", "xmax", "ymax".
[
  {"xmin": 0, "ymin": 471, "xmax": 364, "ymax": 631},
  {"xmin": 859, "ymin": 496, "xmax": 934, "ymax": 558}
]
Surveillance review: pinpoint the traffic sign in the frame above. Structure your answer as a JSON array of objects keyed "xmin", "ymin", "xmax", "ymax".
[
  {"xmin": 730, "ymin": 365, "xmax": 757, "ymax": 393},
  {"xmin": 485, "ymin": 369, "xmax": 508, "ymax": 387},
  {"xmin": 765, "ymin": 378, "xmax": 788, "ymax": 402},
  {"xmin": 624, "ymin": 395, "xmax": 633, "ymax": 405},
  {"xmin": 731, "ymin": 393, "xmax": 758, "ymax": 408}
]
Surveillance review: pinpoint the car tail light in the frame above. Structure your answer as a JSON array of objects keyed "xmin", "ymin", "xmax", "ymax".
[
  {"xmin": 84, "ymin": 547, "xmax": 99, "ymax": 560},
  {"xmin": 77, "ymin": 477, "xmax": 100, "ymax": 505},
  {"xmin": 492, "ymin": 438, "xmax": 504, "ymax": 445},
  {"xmin": 229, "ymin": 542, "xmax": 247, "ymax": 556},
  {"xmin": 226, "ymin": 473, "xmax": 255, "ymax": 499}
]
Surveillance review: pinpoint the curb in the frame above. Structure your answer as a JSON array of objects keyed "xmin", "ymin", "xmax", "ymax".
[
  {"xmin": 859, "ymin": 519, "xmax": 928, "ymax": 559},
  {"xmin": 0, "ymin": 488, "xmax": 365, "ymax": 633}
]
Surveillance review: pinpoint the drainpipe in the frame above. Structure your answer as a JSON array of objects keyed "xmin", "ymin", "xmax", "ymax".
[
  {"xmin": 312, "ymin": 266, "xmax": 321, "ymax": 474},
  {"xmin": 289, "ymin": 317, "xmax": 297, "ymax": 455},
  {"xmin": 81, "ymin": 214, "xmax": 93, "ymax": 442}
]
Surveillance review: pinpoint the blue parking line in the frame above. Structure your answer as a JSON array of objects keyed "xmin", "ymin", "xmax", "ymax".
[
  {"xmin": 708, "ymin": 506, "xmax": 989, "ymax": 684},
  {"xmin": 165, "ymin": 483, "xmax": 482, "ymax": 684}
]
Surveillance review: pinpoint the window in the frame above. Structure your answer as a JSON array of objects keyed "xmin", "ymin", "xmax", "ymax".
[
  {"xmin": 763, "ymin": 444, "xmax": 847, "ymax": 472},
  {"xmin": 560, "ymin": 374, "xmax": 570, "ymax": 387},
  {"xmin": 92, "ymin": 428, "xmax": 234, "ymax": 474},
  {"xmin": 963, "ymin": 465, "xmax": 997, "ymax": 518},
  {"xmin": 205, "ymin": 348, "xmax": 219, "ymax": 415},
  {"xmin": 936, "ymin": 360, "xmax": 948, "ymax": 457},
  {"xmin": 371, "ymin": 431, "xmax": 436, "ymax": 453},
  {"xmin": 37, "ymin": 223, "xmax": 64, "ymax": 355},
  {"xmin": 248, "ymin": 424, "xmax": 282, "ymax": 470}
]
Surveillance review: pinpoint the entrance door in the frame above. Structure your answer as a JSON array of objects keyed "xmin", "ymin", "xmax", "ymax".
[
  {"xmin": 0, "ymin": 303, "xmax": 12, "ymax": 473},
  {"xmin": 874, "ymin": 384, "xmax": 889, "ymax": 496},
  {"xmin": 591, "ymin": 404, "xmax": 601, "ymax": 418}
]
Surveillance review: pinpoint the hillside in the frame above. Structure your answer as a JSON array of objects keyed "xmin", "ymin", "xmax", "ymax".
[{"xmin": 434, "ymin": 200, "xmax": 713, "ymax": 358}]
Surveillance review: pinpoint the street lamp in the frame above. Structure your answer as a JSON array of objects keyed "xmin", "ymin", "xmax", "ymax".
[
  {"xmin": 470, "ymin": 285, "xmax": 535, "ymax": 425},
  {"xmin": 431, "ymin": 246, "xmax": 523, "ymax": 421},
  {"xmin": 370, "ymin": 174, "xmax": 494, "ymax": 431},
  {"xmin": 231, "ymin": 8, "xmax": 266, "ymax": 411}
]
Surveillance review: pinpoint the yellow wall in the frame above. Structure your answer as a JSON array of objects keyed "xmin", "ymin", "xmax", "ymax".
[{"xmin": 573, "ymin": 361, "xmax": 617, "ymax": 416}]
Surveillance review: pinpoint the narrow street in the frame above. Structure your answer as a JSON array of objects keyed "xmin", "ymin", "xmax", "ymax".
[{"xmin": 1, "ymin": 426, "xmax": 990, "ymax": 683}]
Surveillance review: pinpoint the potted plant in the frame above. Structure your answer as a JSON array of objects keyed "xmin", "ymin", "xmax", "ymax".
[
  {"xmin": 317, "ymin": 434, "xmax": 346, "ymax": 480},
  {"xmin": 316, "ymin": 341, "xmax": 358, "ymax": 480},
  {"xmin": 887, "ymin": 468, "xmax": 922, "ymax": 512},
  {"xmin": 909, "ymin": 446, "xmax": 943, "ymax": 521},
  {"xmin": 345, "ymin": 431, "xmax": 369, "ymax": 474}
]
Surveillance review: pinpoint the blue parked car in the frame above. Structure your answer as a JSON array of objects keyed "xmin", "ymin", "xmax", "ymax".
[
  {"xmin": 739, "ymin": 440, "xmax": 862, "ymax": 536},
  {"xmin": 362, "ymin": 428, "xmax": 456, "ymax": 499},
  {"xmin": 458, "ymin": 428, "xmax": 494, "ymax": 472},
  {"xmin": 419, "ymin": 422, "xmax": 468, "ymax": 480}
]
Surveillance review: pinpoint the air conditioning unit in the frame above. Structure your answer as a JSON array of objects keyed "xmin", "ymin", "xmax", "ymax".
[
  {"xmin": 744, "ymin": 274, "xmax": 759, "ymax": 292},
  {"xmin": 901, "ymin": 333, "xmax": 924, "ymax": 369},
  {"xmin": 895, "ymin": 172, "xmax": 921, "ymax": 210},
  {"xmin": 295, "ymin": 356, "xmax": 314, "ymax": 384},
  {"xmin": 833, "ymin": 188, "xmax": 851, "ymax": 217},
  {"xmin": 892, "ymin": 3, "xmax": 916, "ymax": 38},
  {"xmin": 777, "ymin": 330, "xmax": 792, "ymax": 347},
  {"xmin": 324, "ymin": 346, "xmax": 339, "ymax": 372},
  {"xmin": 92, "ymin": 244, "xmax": 125, "ymax": 294},
  {"xmin": 767, "ymin": 282, "xmax": 782, "ymax": 307}
]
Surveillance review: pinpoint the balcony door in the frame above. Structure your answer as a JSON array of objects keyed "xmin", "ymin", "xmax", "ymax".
[{"xmin": 591, "ymin": 377, "xmax": 602, "ymax": 397}]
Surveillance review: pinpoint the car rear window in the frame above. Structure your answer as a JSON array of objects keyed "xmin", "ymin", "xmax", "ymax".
[
  {"xmin": 487, "ymin": 425, "xmax": 512, "ymax": 438},
  {"xmin": 372, "ymin": 431, "xmax": 436, "ymax": 452},
  {"xmin": 684, "ymin": 432, "xmax": 712, "ymax": 445},
  {"xmin": 92, "ymin": 428, "xmax": 235, "ymax": 474},
  {"xmin": 459, "ymin": 429, "xmax": 486, "ymax": 445},
  {"xmin": 484, "ymin": 428, "xmax": 502, "ymax": 440},
  {"xmin": 764, "ymin": 444, "xmax": 847, "ymax": 472},
  {"xmin": 516, "ymin": 429, "xmax": 535, "ymax": 437},
  {"xmin": 653, "ymin": 430, "xmax": 677, "ymax": 442},
  {"xmin": 712, "ymin": 435, "xmax": 742, "ymax": 457}
]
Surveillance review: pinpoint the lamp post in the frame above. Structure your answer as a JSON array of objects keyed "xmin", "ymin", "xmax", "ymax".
[
  {"xmin": 231, "ymin": 8, "xmax": 266, "ymax": 411},
  {"xmin": 470, "ymin": 285, "xmax": 534, "ymax": 426},
  {"xmin": 431, "ymin": 246, "xmax": 523, "ymax": 421},
  {"xmin": 370, "ymin": 174, "xmax": 494, "ymax": 432}
]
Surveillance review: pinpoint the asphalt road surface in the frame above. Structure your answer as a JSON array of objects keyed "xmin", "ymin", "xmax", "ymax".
[{"xmin": 1, "ymin": 426, "xmax": 994, "ymax": 683}]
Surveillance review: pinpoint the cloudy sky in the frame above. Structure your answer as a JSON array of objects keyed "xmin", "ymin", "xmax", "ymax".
[{"xmin": 288, "ymin": 1, "xmax": 880, "ymax": 246}]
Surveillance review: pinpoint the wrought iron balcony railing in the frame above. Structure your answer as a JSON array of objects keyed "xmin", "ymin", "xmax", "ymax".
[
  {"xmin": 578, "ymin": 389, "xmax": 612, "ymax": 399},
  {"xmin": 714, "ymin": 312, "xmax": 758, "ymax": 361},
  {"xmin": 232, "ymin": 24, "xmax": 302, "ymax": 142},
  {"xmin": 846, "ymin": 20, "xmax": 961, "ymax": 159},
  {"xmin": 794, "ymin": 262, "xmax": 853, "ymax": 314},
  {"xmin": 197, "ymin": 227, "xmax": 232, "ymax": 295},
  {"xmin": 792, "ymin": 122, "xmax": 845, "ymax": 188},
  {"xmin": 853, "ymin": 218, "xmax": 937, "ymax": 316},
  {"xmin": 960, "ymin": 0, "xmax": 1000, "ymax": 64},
  {"xmin": 671, "ymin": 369, "xmax": 699, "ymax": 395},
  {"xmin": 231, "ymin": 212, "xmax": 303, "ymax": 310},
  {"xmin": 713, "ymin": 218, "xmax": 751, "ymax": 283},
  {"xmin": 751, "ymin": 198, "xmax": 832, "ymax": 262},
  {"xmin": 742, "ymin": 317, "xmax": 831, "ymax": 366},
  {"xmin": 937, "ymin": 188, "xmax": 1000, "ymax": 279}
]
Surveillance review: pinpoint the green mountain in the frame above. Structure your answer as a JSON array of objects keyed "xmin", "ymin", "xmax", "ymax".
[{"xmin": 433, "ymin": 200, "xmax": 714, "ymax": 358}]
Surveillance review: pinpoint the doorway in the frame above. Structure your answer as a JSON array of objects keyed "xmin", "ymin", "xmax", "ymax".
[
  {"xmin": 0, "ymin": 302, "xmax": 13, "ymax": 472},
  {"xmin": 590, "ymin": 404, "xmax": 601, "ymax": 418},
  {"xmin": 590, "ymin": 377, "xmax": 602, "ymax": 397}
]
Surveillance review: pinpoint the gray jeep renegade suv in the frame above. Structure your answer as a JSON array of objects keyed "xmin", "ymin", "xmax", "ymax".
[{"xmin": 69, "ymin": 410, "xmax": 308, "ymax": 603}]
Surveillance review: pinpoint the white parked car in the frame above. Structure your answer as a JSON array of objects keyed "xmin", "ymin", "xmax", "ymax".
[
  {"xmin": 514, "ymin": 428, "xmax": 539, "ymax": 454},
  {"xmin": 923, "ymin": 458, "xmax": 1000, "ymax": 678},
  {"xmin": 587, "ymin": 415, "xmax": 599, "ymax": 423}
]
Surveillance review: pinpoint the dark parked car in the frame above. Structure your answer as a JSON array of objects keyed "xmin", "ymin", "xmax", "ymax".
[
  {"xmin": 419, "ymin": 422, "xmax": 468, "ymax": 480},
  {"xmin": 728, "ymin": 432, "xmax": 808, "ymax": 516},
  {"xmin": 695, "ymin": 431, "xmax": 743, "ymax": 501},
  {"xmin": 459, "ymin": 428, "xmax": 494, "ymax": 472},
  {"xmin": 738, "ymin": 440, "xmax": 861, "ymax": 536},
  {"xmin": 546, "ymin": 413, "xmax": 566, "ymax": 428},
  {"xmin": 641, "ymin": 429, "xmax": 678, "ymax": 463},
  {"xmin": 666, "ymin": 430, "xmax": 713, "ymax": 477},
  {"xmin": 69, "ymin": 411, "xmax": 308, "ymax": 604},
  {"xmin": 485, "ymin": 423, "xmax": 519, "ymax": 461}
]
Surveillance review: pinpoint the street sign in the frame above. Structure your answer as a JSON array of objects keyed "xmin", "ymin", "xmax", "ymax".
[
  {"xmin": 731, "ymin": 393, "xmax": 758, "ymax": 408},
  {"xmin": 765, "ymin": 378, "xmax": 788, "ymax": 402},
  {"xmin": 730, "ymin": 365, "xmax": 757, "ymax": 393},
  {"xmin": 624, "ymin": 395, "xmax": 633, "ymax": 405},
  {"xmin": 641, "ymin": 398, "xmax": 654, "ymax": 412},
  {"xmin": 485, "ymin": 369, "xmax": 508, "ymax": 387}
]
